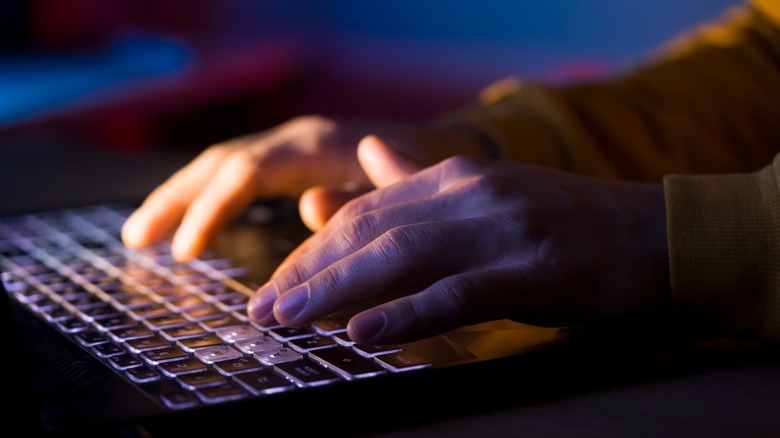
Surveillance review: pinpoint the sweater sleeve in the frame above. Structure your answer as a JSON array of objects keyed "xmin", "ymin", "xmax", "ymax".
[
  {"xmin": 441, "ymin": 0, "xmax": 780, "ymax": 181},
  {"xmin": 440, "ymin": 0, "xmax": 780, "ymax": 340},
  {"xmin": 665, "ymin": 155, "xmax": 780, "ymax": 341}
]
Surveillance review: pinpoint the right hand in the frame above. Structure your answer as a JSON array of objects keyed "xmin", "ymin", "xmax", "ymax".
[{"xmin": 121, "ymin": 115, "xmax": 489, "ymax": 261}]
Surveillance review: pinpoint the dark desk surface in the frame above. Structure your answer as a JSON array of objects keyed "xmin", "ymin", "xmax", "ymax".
[{"xmin": 3, "ymin": 133, "xmax": 780, "ymax": 437}]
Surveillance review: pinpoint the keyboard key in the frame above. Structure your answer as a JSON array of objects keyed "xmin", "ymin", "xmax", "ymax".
[
  {"xmin": 268, "ymin": 326, "xmax": 316, "ymax": 342},
  {"xmin": 312, "ymin": 319, "xmax": 347, "ymax": 335},
  {"xmin": 129, "ymin": 303, "xmax": 172, "ymax": 320},
  {"xmin": 79, "ymin": 302, "xmax": 122, "ymax": 321},
  {"xmin": 353, "ymin": 343, "xmax": 403, "ymax": 357},
  {"xmin": 141, "ymin": 346, "xmax": 189, "ymax": 365},
  {"xmin": 126, "ymin": 365, "xmax": 161, "ymax": 384},
  {"xmin": 57, "ymin": 316, "xmax": 90, "ymax": 333},
  {"xmin": 288, "ymin": 335, "xmax": 337, "ymax": 353},
  {"xmin": 274, "ymin": 358, "xmax": 341, "ymax": 387},
  {"xmin": 126, "ymin": 334, "xmax": 171, "ymax": 353},
  {"xmin": 234, "ymin": 336, "xmax": 282, "ymax": 355},
  {"xmin": 161, "ymin": 389, "xmax": 200, "ymax": 410},
  {"xmin": 194, "ymin": 345, "xmax": 243, "ymax": 364},
  {"xmin": 216, "ymin": 325, "xmax": 262, "ymax": 343},
  {"xmin": 254, "ymin": 347, "xmax": 302, "ymax": 365},
  {"xmin": 160, "ymin": 323, "xmax": 207, "ymax": 341},
  {"xmin": 199, "ymin": 314, "xmax": 244, "ymax": 332},
  {"xmin": 167, "ymin": 295, "xmax": 209, "ymax": 312},
  {"xmin": 159, "ymin": 358, "xmax": 209, "ymax": 378},
  {"xmin": 29, "ymin": 297, "xmax": 60, "ymax": 312},
  {"xmin": 234, "ymin": 369, "xmax": 295, "ymax": 395},
  {"xmin": 50, "ymin": 285, "xmax": 90, "ymax": 300},
  {"xmin": 45, "ymin": 305, "xmax": 74, "ymax": 322},
  {"xmin": 93, "ymin": 314, "xmax": 138, "ymax": 331},
  {"xmin": 375, "ymin": 350, "xmax": 432, "ymax": 372},
  {"xmin": 114, "ymin": 295, "xmax": 156, "ymax": 310},
  {"xmin": 93, "ymin": 342, "xmax": 124, "ymax": 358},
  {"xmin": 176, "ymin": 333, "xmax": 224, "ymax": 353},
  {"xmin": 195, "ymin": 381, "xmax": 247, "ymax": 404},
  {"xmin": 309, "ymin": 346, "xmax": 386, "ymax": 379},
  {"xmin": 108, "ymin": 324, "xmax": 155, "ymax": 342},
  {"xmin": 109, "ymin": 353, "xmax": 145, "ymax": 370},
  {"xmin": 67, "ymin": 295, "xmax": 107, "ymax": 310},
  {"xmin": 213, "ymin": 356, "xmax": 263, "ymax": 376},
  {"xmin": 213, "ymin": 294, "xmax": 249, "ymax": 312},
  {"xmin": 75, "ymin": 329, "xmax": 110, "ymax": 347},
  {"xmin": 179, "ymin": 370, "xmax": 227, "ymax": 391},
  {"xmin": 143, "ymin": 314, "xmax": 189, "ymax": 330},
  {"xmin": 183, "ymin": 305, "xmax": 224, "ymax": 322}
]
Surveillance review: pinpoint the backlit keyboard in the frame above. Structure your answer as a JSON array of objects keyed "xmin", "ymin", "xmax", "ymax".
[{"xmin": 0, "ymin": 204, "xmax": 431, "ymax": 409}]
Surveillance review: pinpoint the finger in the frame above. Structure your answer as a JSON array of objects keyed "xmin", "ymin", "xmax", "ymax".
[
  {"xmin": 346, "ymin": 268, "xmax": 523, "ymax": 345},
  {"xmin": 170, "ymin": 149, "xmax": 264, "ymax": 261},
  {"xmin": 298, "ymin": 184, "xmax": 371, "ymax": 232},
  {"xmin": 357, "ymin": 135, "xmax": 424, "ymax": 188},
  {"xmin": 268, "ymin": 218, "xmax": 500, "ymax": 327},
  {"xmin": 248, "ymin": 157, "xmax": 480, "ymax": 324},
  {"xmin": 122, "ymin": 145, "xmax": 235, "ymax": 248},
  {"xmin": 276, "ymin": 160, "xmax": 450, "ymax": 272}
]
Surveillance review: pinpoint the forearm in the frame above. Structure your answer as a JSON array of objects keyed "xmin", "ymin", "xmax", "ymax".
[{"xmin": 443, "ymin": 1, "xmax": 780, "ymax": 181}]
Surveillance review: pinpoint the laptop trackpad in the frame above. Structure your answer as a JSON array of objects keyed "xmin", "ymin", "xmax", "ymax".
[{"xmin": 405, "ymin": 321, "xmax": 563, "ymax": 364}]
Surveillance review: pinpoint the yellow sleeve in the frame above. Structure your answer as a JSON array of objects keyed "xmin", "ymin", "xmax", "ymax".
[
  {"xmin": 665, "ymin": 155, "xmax": 780, "ymax": 341},
  {"xmin": 443, "ymin": 0, "xmax": 780, "ymax": 181},
  {"xmin": 441, "ymin": 0, "xmax": 780, "ymax": 340}
]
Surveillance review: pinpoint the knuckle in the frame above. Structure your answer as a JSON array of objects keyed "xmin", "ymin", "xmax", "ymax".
[
  {"xmin": 291, "ymin": 115, "xmax": 335, "ymax": 133},
  {"xmin": 339, "ymin": 197, "xmax": 369, "ymax": 219},
  {"xmin": 441, "ymin": 155, "xmax": 482, "ymax": 175},
  {"xmin": 376, "ymin": 226, "xmax": 415, "ymax": 263},
  {"xmin": 339, "ymin": 211, "xmax": 381, "ymax": 249},
  {"xmin": 431, "ymin": 276, "xmax": 471, "ymax": 314},
  {"xmin": 274, "ymin": 262, "xmax": 309, "ymax": 291},
  {"xmin": 316, "ymin": 265, "xmax": 343, "ymax": 298},
  {"xmin": 220, "ymin": 149, "xmax": 260, "ymax": 177},
  {"xmin": 468, "ymin": 174, "xmax": 508, "ymax": 199}
]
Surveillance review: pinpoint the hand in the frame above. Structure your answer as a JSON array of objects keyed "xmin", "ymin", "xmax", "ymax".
[
  {"xmin": 248, "ymin": 136, "xmax": 671, "ymax": 345},
  {"xmin": 121, "ymin": 115, "xmax": 491, "ymax": 261}
]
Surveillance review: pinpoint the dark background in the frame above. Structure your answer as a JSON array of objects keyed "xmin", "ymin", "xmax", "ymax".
[
  {"xmin": 0, "ymin": 0, "xmax": 737, "ymax": 213},
  {"xmin": 1, "ymin": 0, "xmax": 736, "ymax": 147}
]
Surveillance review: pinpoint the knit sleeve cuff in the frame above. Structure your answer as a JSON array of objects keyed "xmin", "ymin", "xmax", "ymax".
[{"xmin": 664, "ymin": 155, "xmax": 780, "ymax": 340}]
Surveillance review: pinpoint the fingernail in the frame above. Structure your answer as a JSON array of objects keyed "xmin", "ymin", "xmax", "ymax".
[
  {"xmin": 248, "ymin": 282, "xmax": 278, "ymax": 321},
  {"xmin": 349, "ymin": 311, "xmax": 387, "ymax": 342},
  {"xmin": 275, "ymin": 284, "xmax": 310, "ymax": 321}
]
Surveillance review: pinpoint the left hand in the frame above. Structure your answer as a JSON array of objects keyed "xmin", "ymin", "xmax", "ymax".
[{"xmin": 248, "ymin": 136, "xmax": 671, "ymax": 345}]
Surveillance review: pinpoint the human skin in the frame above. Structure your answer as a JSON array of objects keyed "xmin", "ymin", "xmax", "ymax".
[
  {"xmin": 246, "ymin": 135, "xmax": 671, "ymax": 345},
  {"xmin": 122, "ymin": 117, "xmax": 671, "ymax": 346},
  {"xmin": 121, "ymin": 115, "xmax": 490, "ymax": 260}
]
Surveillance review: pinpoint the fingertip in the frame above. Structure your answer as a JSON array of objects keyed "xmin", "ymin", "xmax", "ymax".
[
  {"xmin": 299, "ymin": 187, "xmax": 331, "ymax": 232},
  {"xmin": 357, "ymin": 134, "xmax": 423, "ymax": 188},
  {"xmin": 299, "ymin": 185, "xmax": 370, "ymax": 232},
  {"xmin": 348, "ymin": 311, "xmax": 388, "ymax": 345},
  {"xmin": 121, "ymin": 211, "xmax": 152, "ymax": 248},
  {"xmin": 248, "ymin": 282, "xmax": 279, "ymax": 324},
  {"xmin": 170, "ymin": 225, "xmax": 200, "ymax": 263}
]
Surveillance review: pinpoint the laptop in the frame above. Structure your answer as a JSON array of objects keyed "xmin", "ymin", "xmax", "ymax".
[{"xmin": 0, "ymin": 194, "xmax": 669, "ymax": 436}]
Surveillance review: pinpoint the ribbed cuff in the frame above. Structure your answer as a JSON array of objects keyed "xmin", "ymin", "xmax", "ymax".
[{"xmin": 664, "ymin": 155, "xmax": 780, "ymax": 341}]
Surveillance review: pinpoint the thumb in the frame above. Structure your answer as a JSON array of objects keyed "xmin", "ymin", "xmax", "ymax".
[{"xmin": 357, "ymin": 135, "xmax": 425, "ymax": 188}]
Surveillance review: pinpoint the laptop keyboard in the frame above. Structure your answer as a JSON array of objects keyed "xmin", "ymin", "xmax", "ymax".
[{"xmin": 0, "ymin": 204, "xmax": 431, "ymax": 409}]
